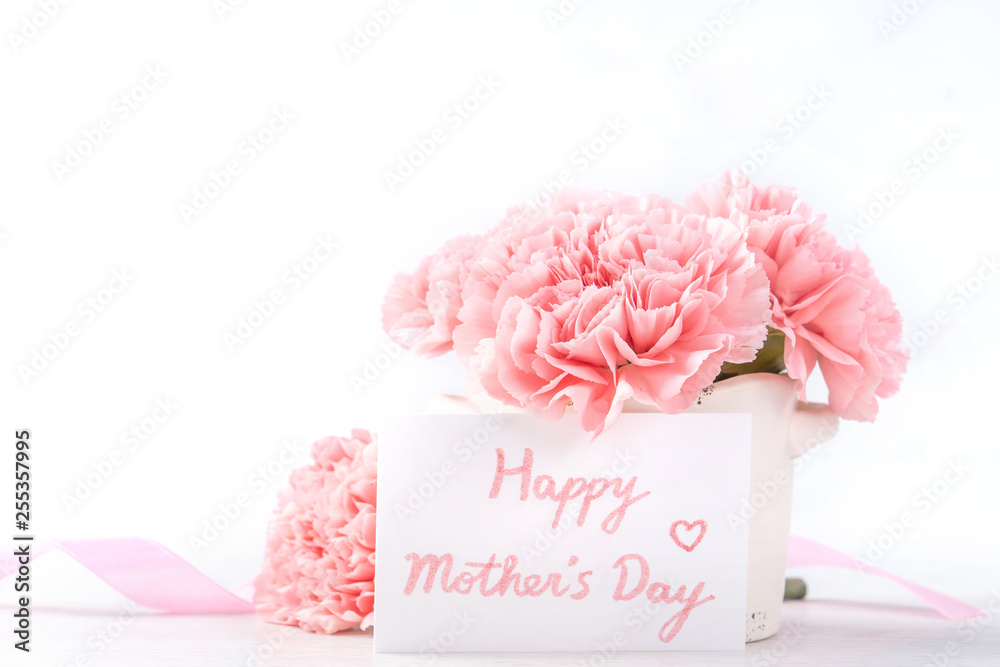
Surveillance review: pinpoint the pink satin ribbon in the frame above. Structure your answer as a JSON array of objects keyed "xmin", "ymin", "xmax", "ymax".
[
  {"xmin": 1, "ymin": 535, "xmax": 983, "ymax": 619},
  {"xmin": 786, "ymin": 534, "xmax": 984, "ymax": 621},
  {"xmin": 1, "ymin": 538, "xmax": 252, "ymax": 613}
]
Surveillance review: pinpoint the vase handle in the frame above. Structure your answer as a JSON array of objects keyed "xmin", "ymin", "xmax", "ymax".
[{"xmin": 788, "ymin": 402, "xmax": 839, "ymax": 459}]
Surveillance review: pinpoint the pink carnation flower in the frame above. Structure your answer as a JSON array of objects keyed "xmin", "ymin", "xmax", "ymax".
[
  {"xmin": 453, "ymin": 190, "xmax": 621, "ymax": 361},
  {"xmin": 454, "ymin": 191, "xmax": 772, "ymax": 434},
  {"xmin": 254, "ymin": 430, "xmax": 377, "ymax": 634},
  {"xmin": 687, "ymin": 171, "xmax": 908, "ymax": 420},
  {"xmin": 383, "ymin": 191, "xmax": 627, "ymax": 358},
  {"xmin": 382, "ymin": 235, "xmax": 484, "ymax": 357},
  {"xmin": 383, "ymin": 192, "xmax": 621, "ymax": 357}
]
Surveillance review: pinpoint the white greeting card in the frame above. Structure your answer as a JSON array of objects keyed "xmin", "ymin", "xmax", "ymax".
[{"xmin": 374, "ymin": 413, "xmax": 750, "ymax": 652}]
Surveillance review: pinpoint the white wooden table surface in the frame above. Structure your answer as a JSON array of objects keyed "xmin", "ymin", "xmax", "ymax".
[{"xmin": 16, "ymin": 596, "xmax": 999, "ymax": 667}]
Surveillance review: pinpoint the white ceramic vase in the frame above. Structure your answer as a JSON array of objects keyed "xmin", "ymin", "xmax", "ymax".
[
  {"xmin": 428, "ymin": 372, "xmax": 838, "ymax": 643},
  {"xmin": 661, "ymin": 373, "xmax": 838, "ymax": 641}
]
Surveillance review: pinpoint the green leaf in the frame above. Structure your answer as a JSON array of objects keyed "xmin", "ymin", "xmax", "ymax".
[{"xmin": 715, "ymin": 327, "xmax": 787, "ymax": 382}]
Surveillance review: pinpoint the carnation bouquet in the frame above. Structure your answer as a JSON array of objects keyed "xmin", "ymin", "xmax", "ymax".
[
  {"xmin": 382, "ymin": 171, "xmax": 907, "ymax": 434},
  {"xmin": 255, "ymin": 171, "xmax": 908, "ymax": 636}
]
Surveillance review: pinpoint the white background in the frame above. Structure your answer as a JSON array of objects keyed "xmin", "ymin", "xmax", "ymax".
[{"xmin": 1, "ymin": 0, "xmax": 999, "ymax": 662}]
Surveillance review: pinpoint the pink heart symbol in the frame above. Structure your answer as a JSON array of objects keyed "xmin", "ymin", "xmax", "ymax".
[{"xmin": 670, "ymin": 520, "xmax": 707, "ymax": 553}]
